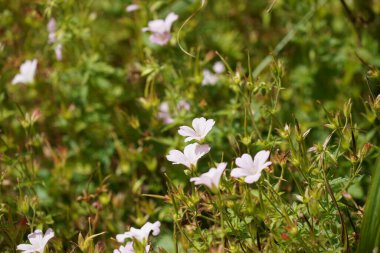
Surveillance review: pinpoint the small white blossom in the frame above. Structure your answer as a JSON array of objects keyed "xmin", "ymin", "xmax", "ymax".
[
  {"xmin": 114, "ymin": 242, "xmax": 150, "ymax": 253},
  {"xmin": 142, "ymin": 12, "xmax": 178, "ymax": 45},
  {"xmin": 12, "ymin": 59, "xmax": 38, "ymax": 85},
  {"xmin": 213, "ymin": 61, "xmax": 225, "ymax": 74},
  {"xmin": 116, "ymin": 221, "xmax": 161, "ymax": 243},
  {"xmin": 178, "ymin": 117, "xmax": 215, "ymax": 142},
  {"xmin": 201, "ymin": 69, "xmax": 218, "ymax": 86},
  {"xmin": 17, "ymin": 228, "xmax": 54, "ymax": 253},
  {"xmin": 126, "ymin": 4, "xmax": 140, "ymax": 13},
  {"xmin": 231, "ymin": 151, "xmax": 272, "ymax": 184},
  {"xmin": 190, "ymin": 162, "xmax": 226, "ymax": 191},
  {"xmin": 166, "ymin": 143, "xmax": 210, "ymax": 169}
]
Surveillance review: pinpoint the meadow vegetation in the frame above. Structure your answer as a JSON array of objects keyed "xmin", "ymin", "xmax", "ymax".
[{"xmin": 1, "ymin": 0, "xmax": 380, "ymax": 252}]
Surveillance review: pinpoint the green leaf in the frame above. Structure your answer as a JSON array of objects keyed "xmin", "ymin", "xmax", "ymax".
[{"xmin": 357, "ymin": 159, "xmax": 380, "ymax": 252}]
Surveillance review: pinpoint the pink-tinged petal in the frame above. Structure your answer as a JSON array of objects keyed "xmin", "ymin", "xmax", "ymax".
[
  {"xmin": 244, "ymin": 173, "xmax": 262, "ymax": 184},
  {"xmin": 166, "ymin": 150, "xmax": 190, "ymax": 168},
  {"xmin": 178, "ymin": 126, "xmax": 196, "ymax": 139},
  {"xmin": 149, "ymin": 33, "xmax": 171, "ymax": 45},
  {"xmin": 16, "ymin": 244, "xmax": 34, "ymax": 252},
  {"xmin": 116, "ymin": 233, "xmax": 128, "ymax": 243},
  {"xmin": 147, "ymin": 20, "xmax": 167, "ymax": 34},
  {"xmin": 235, "ymin": 154, "xmax": 254, "ymax": 170},
  {"xmin": 164, "ymin": 12, "xmax": 178, "ymax": 30},
  {"xmin": 190, "ymin": 176, "xmax": 212, "ymax": 188},
  {"xmin": 47, "ymin": 18, "xmax": 56, "ymax": 33},
  {"xmin": 213, "ymin": 61, "xmax": 225, "ymax": 74},
  {"xmin": 55, "ymin": 44, "xmax": 63, "ymax": 61},
  {"xmin": 192, "ymin": 117, "xmax": 205, "ymax": 134},
  {"xmin": 12, "ymin": 74, "xmax": 26, "ymax": 84},
  {"xmin": 203, "ymin": 119, "xmax": 215, "ymax": 137},
  {"xmin": 42, "ymin": 228, "xmax": 54, "ymax": 245},
  {"xmin": 184, "ymin": 136, "xmax": 196, "ymax": 142},
  {"xmin": 151, "ymin": 221, "xmax": 161, "ymax": 236},
  {"xmin": 258, "ymin": 161, "xmax": 272, "ymax": 172},
  {"xmin": 27, "ymin": 230, "xmax": 43, "ymax": 245},
  {"xmin": 202, "ymin": 69, "xmax": 218, "ymax": 85},
  {"xmin": 254, "ymin": 150, "xmax": 270, "ymax": 167},
  {"xmin": 231, "ymin": 168, "xmax": 250, "ymax": 178},
  {"xmin": 194, "ymin": 144, "xmax": 210, "ymax": 156},
  {"xmin": 126, "ymin": 4, "xmax": 139, "ymax": 12}
]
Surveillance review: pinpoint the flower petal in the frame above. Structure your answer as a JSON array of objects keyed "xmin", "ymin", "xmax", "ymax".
[
  {"xmin": 244, "ymin": 173, "xmax": 262, "ymax": 184},
  {"xmin": 231, "ymin": 168, "xmax": 250, "ymax": 178},
  {"xmin": 235, "ymin": 154, "xmax": 254, "ymax": 170}
]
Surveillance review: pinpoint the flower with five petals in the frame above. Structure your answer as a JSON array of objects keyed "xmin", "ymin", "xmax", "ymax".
[
  {"xmin": 166, "ymin": 143, "xmax": 211, "ymax": 169},
  {"xmin": 17, "ymin": 228, "xmax": 54, "ymax": 253},
  {"xmin": 231, "ymin": 151, "xmax": 272, "ymax": 184},
  {"xmin": 142, "ymin": 12, "xmax": 178, "ymax": 45},
  {"xmin": 178, "ymin": 117, "xmax": 215, "ymax": 142},
  {"xmin": 116, "ymin": 221, "xmax": 161, "ymax": 243},
  {"xmin": 190, "ymin": 162, "xmax": 226, "ymax": 192}
]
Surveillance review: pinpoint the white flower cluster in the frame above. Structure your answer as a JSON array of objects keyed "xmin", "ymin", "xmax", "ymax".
[
  {"xmin": 167, "ymin": 117, "xmax": 272, "ymax": 191},
  {"xmin": 17, "ymin": 221, "xmax": 161, "ymax": 253}
]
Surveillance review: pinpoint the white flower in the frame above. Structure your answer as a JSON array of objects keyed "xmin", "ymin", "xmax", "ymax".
[
  {"xmin": 190, "ymin": 162, "xmax": 226, "ymax": 191},
  {"xmin": 157, "ymin": 102, "xmax": 174, "ymax": 124},
  {"xmin": 126, "ymin": 4, "xmax": 140, "ymax": 13},
  {"xmin": 17, "ymin": 228, "xmax": 54, "ymax": 253},
  {"xmin": 201, "ymin": 69, "xmax": 218, "ymax": 86},
  {"xmin": 12, "ymin": 59, "xmax": 38, "ymax": 85},
  {"xmin": 114, "ymin": 242, "xmax": 150, "ymax": 253},
  {"xmin": 213, "ymin": 61, "xmax": 225, "ymax": 74},
  {"xmin": 178, "ymin": 117, "xmax": 215, "ymax": 142},
  {"xmin": 231, "ymin": 151, "xmax": 272, "ymax": 184},
  {"xmin": 166, "ymin": 143, "xmax": 211, "ymax": 169},
  {"xmin": 142, "ymin": 12, "xmax": 178, "ymax": 45},
  {"xmin": 116, "ymin": 221, "xmax": 161, "ymax": 243}
]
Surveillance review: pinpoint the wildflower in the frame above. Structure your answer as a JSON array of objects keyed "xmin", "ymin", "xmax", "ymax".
[
  {"xmin": 157, "ymin": 102, "xmax": 174, "ymax": 124},
  {"xmin": 17, "ymin": 228, "xmax": 54, "ymax": 253},
  {"xmin": 201, "ymin": 69, "xmax": 218, "ymax": 86},
  {"xmin": 142, "ymin": 12, "xmax": 178, "ymax": 45},
  {"xmin": 47, "ymin": 18, "xmax": 63, "ymax": 61},
  {"xmin": 116, "ymin": 221, "xmax": 161, "ymax": 243},
  {"xmin": 12, "ymin": 59, "xmax": 38, "ymax": 85},
  {"xmin": 190, "ymin": 162, "xmax": 226, "ymax": 191},
  {"xmin": 178, "ymin": 117, "xmax": 215, "ymax": 142},
  {"xmin": 126, "ymin": 4, "xmax": 140, "ymax": 13},
  {"xmin": 114, "ymin": 242, "xmax": 150, "ymax": 253},
  {"xmin": 54, "ymin": 44, "xmax": 63, "ymax": 61},
  {"xmin": 177, "ymin": 99, "xmax": 190, "ymax": 111},
  {"xmin": 166, "ymin": 143, "xmax": 210, "ymax": 169},
  {"xmin": 47, "ymin": 18, "xmax": 56, "ymax": 43},
  {"xmin": 213, "ymin": 61, "xmax": 225, "ymax": 74},
  {"xmin": 231, "ymin": 151, "xmax": 272, "ymax": 184}
]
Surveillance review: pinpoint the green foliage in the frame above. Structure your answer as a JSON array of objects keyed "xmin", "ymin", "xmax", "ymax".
[
  {"xmin": 0, "ymin": 0, "xmax": 380, "ymax": 252},
  {"xmin": 357, "ymin": 159, "xmax": 380, "ymax": 252}
]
